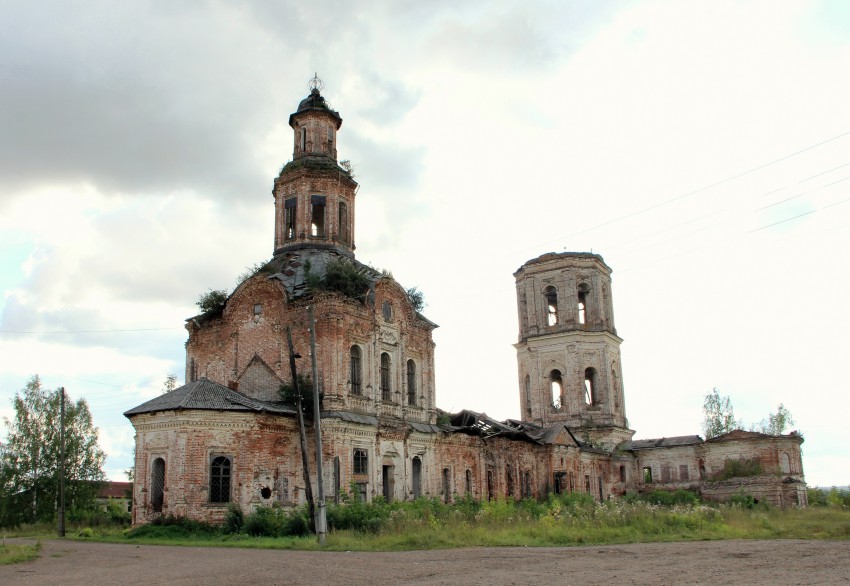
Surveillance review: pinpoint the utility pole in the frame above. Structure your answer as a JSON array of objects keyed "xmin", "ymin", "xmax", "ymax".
[
  {"xmin": 308, "ymin": 306, "xmax": 327, "ymax": 544},
  {"xmin": 58, "ymin": 387, "xmax": 66, "ymax": 538},
  {"xmin": 286, "ymin": 327, "xmax": 315, "ymax": 526}
]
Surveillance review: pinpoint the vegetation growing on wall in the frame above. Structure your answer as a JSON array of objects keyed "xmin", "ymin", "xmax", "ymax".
[
  {"xmin": 305, "ymin": 259, "xmax": 371, "ymax": 301},
  {"xmin": 196, "ymin": 288, "xmax": 228, "ymax": 314}
]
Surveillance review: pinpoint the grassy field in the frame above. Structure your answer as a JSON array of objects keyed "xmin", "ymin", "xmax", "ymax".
[
  {"xmin": 0, "ymin": 541, "xmax": 41, "ymax": 565},
  {"xmin": 5, "ymin": 492, "xmax": 849, "ymax": 553}
]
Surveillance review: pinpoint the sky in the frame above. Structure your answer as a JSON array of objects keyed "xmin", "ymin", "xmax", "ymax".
[{"xmin": 1, "ymin": 0, "xmax": 849, "ymax": 487}]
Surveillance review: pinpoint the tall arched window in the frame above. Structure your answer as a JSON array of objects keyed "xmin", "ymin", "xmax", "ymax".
[
  {"xmin": 412, "ymin": 457, "xmax": 422, "ymax": 499},
  {"xmin": 544, "ymin": 286, "xmax": 558, "ymax": 326},
  {"xmin": 577, "ymin": 284, "xmax": 589, "ymax": 324},
  {"xmin": 300, "ymin": 126, "xmax": 307, "ymax": 151},
  {"xmin": 584, "ymin": 367, "xmax": 597, "ymax": 405},
  {"xmin": 210, "ymin": 456, "xmax": 231, "ymax": 503},
  {"xmin": 780, "ymin": 452, "xmax": 792, "ymax": 474},
  {"xmin": 151, "ymin": 457, "xmax": 165, "ymax": 513},
  {"xmin": 406, "ymin": 359, "xmax": 417, "ymax": 406},
  {"xmin": 465, "ymin": 469, "xmax": 473, "ymax": 495},
  {"xmin": 310, "ymin": 195, "xmax": 326, "ymax": 237},
  {"xmin": 350, "ymin": 345, "xmax": 362, "ymax": 395},
  {"xmin": 524, "ymin": 374, "xmax": 532, "ymax": 414},
  {"xmin": 442, "ymin": 468, "xmax": 451, "ymax": 503},
  {"xmin": 550, "ymin": 369, "xmax": 563, "ymax": 409},
  {"xmin": 380, "ymin": 352, "xmax": 392, "ymax": 401}
]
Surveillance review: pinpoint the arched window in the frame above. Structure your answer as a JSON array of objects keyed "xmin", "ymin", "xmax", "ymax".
[
  {"xmin": 406, "ymin": 359, "xmax": 417, "ymax": 406},
  {"xmin": 544, "ymin": 286, "xmax": 558, "ymax": 326},
  {"xmin": 300, "ymin": 126, "xmax": 307, "ymax": 151},
  {"xmin": 210, "ymin": 456, "xmax": 231, "ymax": 503},
  {"xmin": 584, "ymin": 367, "xmax": 597, "ymax": 405},
  {"xmin": 310, "ymin": 195, "xmax": 326, "ymax": 237},
  {"xmin": 487, "ymin": 469, "xmax": 494, "ymax": 500},
  {"xmin": 550, "ymin": 369, "xmax": 563, "ymax": 409},
  {"xmin": 442, "ymin": 468, "xmax": 451, "ymax": 503},
  {"xmin": 506, "ymin": 468, "xmax": 514, "ymax": 498},
  {"xmin": 350, "ymin": 346, "xmax": 362, "ymax": 395},
  {"xmin": 577, "ymin": 284, "xmax": 588, "ymax": 324},
  {"xmin": 412, "ymin": 457, "xmax": 422, "ymax": 499},
  {"xmin": 151, "ymin": 457, "xmax": 165, "ymax": 513},
  {"xmin": 523, "ymin": 471, "xmax": 532, "ymax": 499},
  {"xmin": 382, "ymin": 300, "xmax": 392, "ymax": 321},
  {"xmin": 284, "ymin": 197, "xmax": 297, "ymax": 240},
  {"xmin": 465, "ymin": 469, "xmax": 473, "ymax": 495},
  {"xmin": 380, "ymin": 352, "xmax": 392, "ymax": 401},
  {"xmin": 524, "ymin": 374, "xmax": 532, "ymax": 414}
]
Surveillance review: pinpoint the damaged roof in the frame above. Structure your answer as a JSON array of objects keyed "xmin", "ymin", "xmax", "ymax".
[
  {"xmin": 445, "ymin": 410, "xmax": 582, "ymax": 447},
  {"xmin": 124, "ymin": 378, "xmax": 296, "ymax": 417},
  {"xmin": 622, "ymin": 435, "xmax": 704, "ymax": 450}
]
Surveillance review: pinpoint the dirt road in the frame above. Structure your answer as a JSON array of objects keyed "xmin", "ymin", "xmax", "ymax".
[{"xmin": 2, "ymin": 538, "xmax": 849, "ymax": 585}]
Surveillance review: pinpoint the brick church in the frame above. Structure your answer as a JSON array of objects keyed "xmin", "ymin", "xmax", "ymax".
[{"xmin": 125, "ymin": 81, "xmax": 806, "ymax": 524}]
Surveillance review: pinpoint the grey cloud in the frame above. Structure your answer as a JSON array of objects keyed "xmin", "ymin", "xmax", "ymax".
[{"xmin": 343, "ymin": 131, "xmax": 424, "ymax": 192}]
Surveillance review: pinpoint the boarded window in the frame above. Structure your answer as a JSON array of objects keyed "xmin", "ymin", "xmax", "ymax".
[
  {"xmin": 679, "ymin": 464, "xmax": 690, "ymax": 481},
  {"xmin": 380, "ymin": 352, "xmax": 392, "ymax": 401},
  {"xmin": 661, "ymin": 464, "xmax": 671, "ymax": 483},
  {"xmin": 406, "ymin": 359, "xmax": 417, "ymax": 406},
  {"xmin": 350, "ymin": 346, "xmax": 362, "ymax": 395},
  {"xmin": 151, "ymin": 457, "xmax": 165, "ymax": 512},
  {"xmin": 210, "ymin": 456, "xmax": 231, "ymax": 503}
]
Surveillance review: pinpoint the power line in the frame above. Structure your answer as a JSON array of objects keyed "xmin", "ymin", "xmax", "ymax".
[{"xmin": 0, "ymin": 327, "xmax": 182, "ymax": 335}]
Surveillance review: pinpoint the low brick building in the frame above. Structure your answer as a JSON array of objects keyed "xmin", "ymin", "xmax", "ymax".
[{"xmin": 125, "ymin": 81, "xmax": 805, "ymax": 525}]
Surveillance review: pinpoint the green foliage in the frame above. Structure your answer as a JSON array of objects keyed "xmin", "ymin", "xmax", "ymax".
[
  {"xmin": 306, "ymin": 259, "xmax": 371, "ymax": 301},
  {"xmin": 623, "ymin": 490, "xmax": 700, "ymax": 506},
  {"xmin": 807, "ymin": 486, "xmax": 850, "ymax": 508},
  {"xmin": 729, "ymin": 491, "xmax": 761, "ymax": 509},
  {"xmin": 235, "ymin": 260, "xmax": 272, "ymax": 286},
  {"xmin": 196, "ymin": 288, "xmax": 228, "ymax": 313},
  {"xmin": 279, "ymin": 375, "xmax": 317, "ymax": 418},
  {"xmin": 406, "ymin": 286, "xmax": 426, "ymax": 312},
  {"xmin": 0, "ymin": 541, "xmax": 41, "ymax": 565},
  {"xmin": 162, "ymin": 374, "xmax": 177, "ymax": 394},
  {"xmin": 711, "ymin": 458, "xmax": 763, "ymax": 481},
  {"xmin": 754, "ymin": 403, "xmax": 796, "ymax": 435},
  {"xmin": 1, "ymin": 376, "xmax": 106, "ymax": 527},
  {"xmin": 702, "ymin": 387, "xmax": 742, "ymax": 438},
  {"xmin": 124, "ymin": 514, "xmax": 221, "ymax": 539},
  {"xmin": 241, "ymin": 505, "xmax": 310, "ymax": 537},
  {"xmin": 224, "ymin": 503, "xmax": 244, "ymax": 534}
]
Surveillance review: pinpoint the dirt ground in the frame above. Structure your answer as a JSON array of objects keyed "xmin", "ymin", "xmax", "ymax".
[{"xmin": 2, "ymin": 538, "xmax": 849, "ymax": 585}]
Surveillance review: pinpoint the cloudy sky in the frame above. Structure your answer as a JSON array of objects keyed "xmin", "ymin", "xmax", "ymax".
[{"xmin": 2, "ymin": 0, "xmax": 849, "ymax": 486}]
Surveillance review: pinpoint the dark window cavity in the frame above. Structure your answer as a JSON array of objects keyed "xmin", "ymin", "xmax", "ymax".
[
  {"xmin": 442, "ymin": 468, "xmax": 451, "ymax": 503},
  {"xmin": 210, "ymin": 456, "xmax": 231, "ymax": 503},
  {"xmin": 284, "ymin": 197, "xmax": 297, "ymax": 240},
  {"xmin": 310, "ymin": 195, "xmax": 326, "ymax": 237},
  {"xmin": 619, "ymin": 465, "xmax": 626, "ymax": 483},
  {"xmin": 412, "ymin": 457, "xmax": 422, "ymax": 499},
  {"xmin": 550, "ymin": 369, "xmax": 563, "ymax": 409},
  {"xmin": 350, "ymin": 345, "xmax": 362, "ymax": 395},
  {"xmin": 406, "ymin": 359, "xmax": 417, "ymax": 406},
  {"xmin": 300, "ymin": 126, "xmax": 307, "ymax": 151},
  {"xmin": 382, "ymin": 300, "xmax": 392, "ymax": 321},
  {"xmin": 151, "ymin": 457, "xmax": 165, "ymax": 513},
  {"xmin": 380, "ymin": 352, "xmax": 392, "ymax": 401},
  {"xmin": 338, "ymin": 201, "xmax": 349, "ymax": 244},
  {"xmin": 585, "ymin": 474, "xmax": 591, "ymax": 494},
  {"xmin": 465, "ymin": 469, "xmax": 473, "ymax": 495}
]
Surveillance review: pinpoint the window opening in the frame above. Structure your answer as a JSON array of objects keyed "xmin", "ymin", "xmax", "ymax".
[
  {"xmin": 406, "ymin": 359, "xmax": 417, "ymax": 406},
  {"xmin": 338, "ymin": 201, "xmax": 349, "ymax": 244},
  {"xmin": 780, "ymin": 452, "xmax": 791, "ymax": 474},
  {"xmin": 210, "ymin": 456, "xmax": 231, "ymax": 503},
  {"xmin": 355, "ymin": 482, "xmax": 367, "ymax": 503},
  {"xmin": 585, "ymin": 474, "xmax": 591, "ymax": 494},
  {"xmin": 679, "ymin": 464, "xmax": 689, "ymax": 481},
  {"xmin": 577, "ymin": 286, "xmax": 588, "ymax": 324},
  {"xmin": 380, "ymin": 352, "xmax": 392, "ymax": 401},
  {"xmin": 442, "ymin": 468, "xmax": 451, "ymax": 503},
  {"xmin": 284, "ymin": 197, "xmax": 297, "ymax": 240},
  {"xmin": 151, "ymin": 458, "xmax": 165, "ymax": 513},
  {"xmin": 350, "ymin": 346, "xmax": 362, "ymax": 395},
  {"xmin": 327, "ymin": 125, "xmax": 333, "ymax": 144},
  {"xmin": 661, "ymin": 464, "xmax": 671, "ymax": 483},
  {"xmin": 524, "ymin": 374, "xmax": 531, "ymax": 415},
  {"xmin": 524, "ymin": 471, "xmax": 532, "ymax": 499},
  {"xmin": 310, "ymin": 195, "xmax": 326, "ymax": 237},
  {"xmin": 506, "ymin": 468, "xmax": 514, "ymax": 498},
  {"xmin": 698, "ymin": 459, "xmax": 706, "ymax": 480},
  {"xmin": 545, "ymin": 286, "xmax": 558, "ymax": 326},
  {"xmin": 569, "ymin": 472, "xmax": 575, "ymax": 492},
  {"xmin": 584, "ymin": 368, "xmax": 597, "ymax": 405},
  {"xmin": 487, "ymin": 469, "xmax": 494, "ymax": 501},
  {"xmin": 643, "ymin": 466, "xmax": 653, "ymax": 483},
  {"xmin": 550, "ymin": 369, "xmax": 563, "ymax": 409},
  {"xmin": 382, "ymin": 465, "xmax": 394, "ymax": 502},
  {"xmin": 554, "ymin": 472, "xmax": 566, "ymax": 495},
  {"xmin": 598, "ymin": 476, "xmax": 604, "ymax": 501},
  {"xmin": 253, "ymin": 303, "xmax": 262, "ymax": 316},
  {"xmin": 353, "ymin": 449, "xmax": 368, "ymax": 475},
  {"xmin": 619, "ymin": 465, "xmax": 626, "ymax": 483},
  {"xmin": 300, "ymin": 126, "xmax": 307, "ymax": 151},
  {"xmin": 260, "ymin": 486, "xmax": 271, "ymax": 499},
  {"xmin": 382, "ymin": 300, "xmax": 392, "ymax": 321},
  {"xmin": 412, "ymin": 457, "xmax": 422, "ymax": 499},
  {"xmin": 465, "ymin": 469, "xmax": 472, "ymax": 495}
]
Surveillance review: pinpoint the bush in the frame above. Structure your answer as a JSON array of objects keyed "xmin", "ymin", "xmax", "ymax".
[
  {"xmin": 713, "ymin": 458, "xmax": 763, "ymax": 481},
  {"xmin": 729, "ymin": 491, "xmax": 759, "ymax": 509},
  {"xmin": 625, "ymin": 490, "xmax": 700, "ymax": 506},
  {"xmin": 124, "ymin": 515, "xmax": 221, "ymax": 539},
  {"xmin": 242, "ymin": 505, "xmax": 311, "ymax": 537},
  {"xmin": 224, "ymin": 504, "xmax": 244, "ymax": 534}
]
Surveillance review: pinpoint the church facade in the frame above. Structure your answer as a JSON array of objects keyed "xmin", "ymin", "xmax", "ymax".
[{"xmin": 125, "ymin": 84, "xmax": 806, "ymax": 525}]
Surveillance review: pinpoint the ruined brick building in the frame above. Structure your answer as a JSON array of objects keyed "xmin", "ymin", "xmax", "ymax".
[{"xmin": 125, "ymin": 83, "xmax": 806, "ymax": 524}]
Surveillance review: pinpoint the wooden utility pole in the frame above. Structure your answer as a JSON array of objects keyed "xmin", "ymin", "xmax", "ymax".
[
  {"xmin": 308, "ymin": 306, "xmax": 327, "ymax": 544},
  {"xmin": 58, "ymin": 386, "xmax": 66, "ymax": 537},
  {"xmin": 286, "ymin": 327, "xmax": 315, "ymax": 526}
]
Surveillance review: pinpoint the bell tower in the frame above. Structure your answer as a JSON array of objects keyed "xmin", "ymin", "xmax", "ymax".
[
  {"xmin": 514, "ymin": 252, "xmax": 633, "ymax": 448},
  {"xmin": 273, "ymin": 75, "xmax": 357, "ymax": 256}
]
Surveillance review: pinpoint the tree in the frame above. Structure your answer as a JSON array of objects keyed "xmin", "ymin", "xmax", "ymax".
[
  {"xmin": 1, "ymin": 376, "xmax": 106, "ymax": 526},
  {"xmin": 162, "ymin": 374, "xmax": 178, "ymax": 394},
  {"xmin": 755, "ymin": 403, "xmax": 795, "ymax": 435},
  {"xmin": 196, "ymin": 288, "xmax": 228, "ymax": 313},
  {"xmin": 701, "ymin": 387, "xmax": 742, "ymax": 439},
  {"xmin": 406, "ymin": 286, "xmax": 426, "ymax": 312}
]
